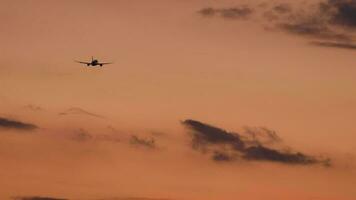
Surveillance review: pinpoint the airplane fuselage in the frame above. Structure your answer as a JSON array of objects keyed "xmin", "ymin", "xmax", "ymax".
[{"xmin": 87, "ymin": 60, "xmax": 102, "ymax": 67}]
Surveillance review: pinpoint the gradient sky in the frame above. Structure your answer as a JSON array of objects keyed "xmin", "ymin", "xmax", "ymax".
[{"xmin": 1, "ymin": 1, "xmax": 356, "ymax": 200}]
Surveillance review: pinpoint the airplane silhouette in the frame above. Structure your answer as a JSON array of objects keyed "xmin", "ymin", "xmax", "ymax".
[{"xmin": 75, "ymin": 56, "xmax": 112, "ymax": 67}]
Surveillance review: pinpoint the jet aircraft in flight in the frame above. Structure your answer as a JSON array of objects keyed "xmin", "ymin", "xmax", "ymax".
[{"xmin": 75, "ymin": 57, "xmax": 112, "ymax": 67}]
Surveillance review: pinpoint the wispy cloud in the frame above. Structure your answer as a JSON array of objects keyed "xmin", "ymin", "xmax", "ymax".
[
  {"xmin": 310, "ymin": 41, "xmax": 356, "ymax": 49},
  {"xmin": 68, "ymin": 128, "xmax": 121, "ymax": 143},
  {"xmin": 198, "ymin": 6, "xmax": 253, "ymax": 19},
  {"xmin": 130, "ymin": 135, "xmax": 156, "ymax": 149},
  {"xmin": 59, "ymin": 107, "xmax": 105, "ymax": 119},
  {"xmin": 243, "ymin": 126, "xmax": 282, "ymax": 146}
]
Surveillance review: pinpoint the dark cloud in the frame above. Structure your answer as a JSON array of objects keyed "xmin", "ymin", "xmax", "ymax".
[
  {"xmin": 182, "ymin": 119, "xmax": 329, "ymax": 166},
  {"xmin": 182, "ymin": 119, "xmax": 245, "ymax": 151},
  {"xmin": 244, "ymin": 145, "xmax": 317, "ymax": 164},
  {"xmin": 200, "ymin": 0, "xmax": 356, "ymax": 31},
  {"xmin": 321, "ymin": 0, "xmax": 356, "ymax": 28},
  {"xmin": 0, "ymin": 117, "xmax": 38, "ymax": 130},
  {"xmin": 198, "ymin": 0, "xmax": 356, "ymax": 50},
  {"xmin": 310, "ymin": 41, "xmax": 356, "ymax": 49},
  {"xmin": 199, "ymin": 6, "xmax": 253, "ymax": 19},
  {"xmin": 264, "ymin": 1, "xmax": 351, "ymax": 41},
  {"xmin": 130, "ymin": 135, "xmax": 156, "ymax": 149},
  {"xmin": 59, "ymin": 107, "xmax": 105, "ymax": 119},
  {"xmin": 269, "ymin": 0, "xmax": 356, "ymax": 42},
  {"xmin": 278, "ymin": 21, "xmax": 351, "ymax": 41},
  {"xmin": 13, "ymin": 196, "xmax": 68, "ymax": 200}
]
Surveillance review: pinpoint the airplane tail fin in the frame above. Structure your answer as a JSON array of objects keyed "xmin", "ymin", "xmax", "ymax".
[{"xmin": 91, "ymin": 56, "xmax": 94, "ymax": 62}]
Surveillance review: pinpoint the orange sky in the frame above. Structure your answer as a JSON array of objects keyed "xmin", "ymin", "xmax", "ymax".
[{"xmin": 1, "ymin": 1, "xmax": 356, "ymax": 200}]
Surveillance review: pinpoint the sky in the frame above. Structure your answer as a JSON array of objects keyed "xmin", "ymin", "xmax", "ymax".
[{"xmin": 1, "ymin": 0, "xmax": 356, "ymax": 200}]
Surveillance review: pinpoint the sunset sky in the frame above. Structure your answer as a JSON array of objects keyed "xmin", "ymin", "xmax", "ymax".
[{"xmin": 1, "ymin": 1, "xmax": 356, "ymax": 200}]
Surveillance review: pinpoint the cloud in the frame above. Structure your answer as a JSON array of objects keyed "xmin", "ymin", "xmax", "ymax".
[
  {"xmin": 182, "ymin": 119, "xmax": 329, "ymax": 165},
  {"xmin": 13, "ymin": 196, "xmax": 68, "ymax": 200},
  {"xmin": 182, "ymin": 119, "xmax": 245, "ymax": 151},
  {"xmin": 130, "ymin": 135, "xmax": 156, "ymax": 149},
  {"xmin": 321, "ymin": 0, "xmax": 356, "ymax": 29},
  {"xmin": 212, "ymin": 151, "xmax": 234, "ymax": 161},
  {"xmin": 198, "ymin": 0, "xmax": 356, "ymax": 50},
  {"xmin": 243, "ymin": 126, "xmax": 282, "ymax": 146},
  {"xmin": 68, "ymin": 128, "xmax": 122, "ymax": 143},
  {"xmin": 263, "ymin": 0, "xmax": 356, "ymax": 40},
  {"xmin": 59, "ymin": 107, "xmax": 105, "ymax": 119},
  {"xmin": 277, "ymin": 21, "xmax": 351, "ymax": 41},
  {"xmin": 272, "ymin": 3, "xmax": 352, "ymax": 42},
  {"xmin": 198, "ymin": 6, "xmax": 253, "ymax": 19},
  {"xmin": 70, "ymin": 128, "xmax": 93, "ymax": 142},
  {"xmin": 310, "ymin": 41, "xmax": 356, "ymax": 49},
  {"xmin": 68, "ymin": 129, "xmax": 157, "ymax": 147},
  {"xmin": 0, "ymin": 117, "xmax": 38, "ymax": 130},
  {"xmin": 271, "ymin": 0, "xmax": 356, "ymax": 42},
  {"xmin": 244, "ymin": 145, "xmax": 317, "ymax": 164}
]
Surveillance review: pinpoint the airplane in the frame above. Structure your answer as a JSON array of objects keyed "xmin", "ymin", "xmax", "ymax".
[{"xmin": 75, "ymin": 56, "xmax": 112, "ymax": 67}]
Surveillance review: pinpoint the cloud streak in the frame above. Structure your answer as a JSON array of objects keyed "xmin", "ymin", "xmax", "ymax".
[
  {"xmin": 59, "ymin": 107, "xmax": 105, "ymax": 119},
  {"xmin": 199, "ymin": 6, "xmax": 253, "ymax": 19},
  {"xmin": 310, "ymin": 41, "xmax": 356, "ymax": 49}
]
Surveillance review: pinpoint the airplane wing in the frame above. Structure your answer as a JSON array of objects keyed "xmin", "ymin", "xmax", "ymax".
[
  {"xmin": 75, "ymin": 60, "xmax": 90, "ymax": 64},
  {"xmin": 98, "ymin": 62, "xmax": 113, "ymax": 65}
]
